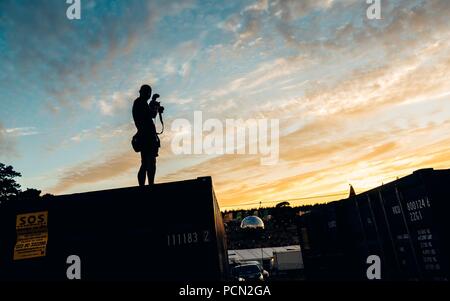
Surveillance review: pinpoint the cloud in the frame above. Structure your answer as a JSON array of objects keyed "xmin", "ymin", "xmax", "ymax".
[
  {"xmin": 49, "ymin": 150, "xmax": 138, "ymax": 194},
  {"xmin": 205, "ymin": 54, "xmax": 309, "ymax": 100},
  {"xmin": 97, "ymin": 91, "xmax": 133, "ymax": 116},
  {"xmin": 244, "ymin": 39, "xmax": 450, "ymax": 125},
  {"xmin": 153, "ymin": 16, "xmax": 450, "ymax": 208},
  {"xmin": 271, "ymin": 0, "xmax": 337, "ymax": 21},
  {"xmin": 218, "ymin": 14, "xmax": 242, "ymax": 33},
  {"xmin": 165, "ymin": 96, "xmax": 193, "ymax": 105},
  {"xmin": 0, "ymin": 122, "xmax": 17, "ymax": 158},
  {"xmin": 219, "ymin": 0, "xmax": 450, "ymax": 53},
  {"xmin": 201, "ymin": 0, "xmax": 450, "ymax": 120},
  {"xmin": 220, "ymin": 0, "xmax": 347, "ymax": 47},
  {"xmin": 155, "ymin": 40, "xmax": 201, "ymax": 78},
  {"xmin": 244, "ymin": 0, "xmax": 269, "ymax": 13},
  {"xmin": 233, "ymin": 11, "xmax": 264, "ymax": 48},
  {"xmin": 2, "ymin": 127, "xmax": 39, "ymax": 137},
  {"xmin": 157, "ymin": 114, "xmax": 450, "ymax": 208},
  {"xmin": 0, "ymin": 124, "xmax": 39, "ymax": 158},
  {"xmin": 4, "ymin": 0, "xmax": 450, "ymax": 210},
  {"xmin": 0, "ymin": 0, "xmax": 196, "ymax": 114},
  {"xmin": 80, "ymin": 96, "xmax": 95, "ymax": 110},
  {"xmin": 69, "ymin": 123, "xmax": 133, "ymax": 143},
  {"xmin": 155, "ymin": 66, "xmax": 450, "ymax": 207}
]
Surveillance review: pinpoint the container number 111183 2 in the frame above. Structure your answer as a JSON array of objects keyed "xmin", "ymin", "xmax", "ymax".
[{"xmin": 167, "ymin": 230, "xmax": 211, "ymax": 247}]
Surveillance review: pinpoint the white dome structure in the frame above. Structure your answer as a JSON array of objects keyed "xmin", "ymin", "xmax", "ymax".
[{"xmin": 240, "ymin": 216, "xmax": 265, "ymax": 230}]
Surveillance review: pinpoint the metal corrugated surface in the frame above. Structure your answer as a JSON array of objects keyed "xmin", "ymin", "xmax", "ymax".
[
  {"xmin": 297, "ymin": 202, "xmax": 347, "ymax": 280},
  {"xmin": 0, "ymin": 177, "xmax": 229, "ymax": 281},
  {"xmin": 298, "ymin": 168, "xmax": 450, "ymax": 280}
]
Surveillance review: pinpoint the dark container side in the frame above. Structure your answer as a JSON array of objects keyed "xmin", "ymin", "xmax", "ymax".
[
  {"xmin": 334, "ymin": 197, "xmax": 369, "ymax": 280},
  {"xmin": 297, "ymin": 202, "xmax": 347, "ymax": 280},
  {"xmin": 0, "ymin": 177, "xmax": 229, "ymax": 281},
  {"xmin": 297, "ymin": 168, "xmax": 450, "ymax": 281},
  {"xmin": 394, "ymin": 169, "xmax": 450, "ymax": 280}
]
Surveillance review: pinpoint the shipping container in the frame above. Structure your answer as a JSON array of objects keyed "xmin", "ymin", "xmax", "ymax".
[
  {"xmin": 297, "ymin": 168, "xmax": 450, "ymax": 281},
  {"xmin": 381, "ymin": 168, "xmax": 450, "ymax": 280},
  {"xmin": 297, "ymin": 202, "xmax": 347, "ymax": 280},
  {"xmin": 0, "ymin": 177, "xmax": 229, "ymax": 281}
]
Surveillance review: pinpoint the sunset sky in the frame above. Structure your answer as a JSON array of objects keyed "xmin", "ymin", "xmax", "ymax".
[{"xmin": 1, "ymin": 0, "xmax": 450, "ymax": 210}]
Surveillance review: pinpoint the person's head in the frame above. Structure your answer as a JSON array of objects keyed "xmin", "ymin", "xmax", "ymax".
[{"xmin": 139, "ymin": 84, "xmax": 152, "ymax": 100}]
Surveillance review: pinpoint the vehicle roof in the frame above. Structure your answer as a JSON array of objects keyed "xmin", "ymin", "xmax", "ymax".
[{"xmin": 233, "ymin": 263, "xmax": 260, "ymax": 268}]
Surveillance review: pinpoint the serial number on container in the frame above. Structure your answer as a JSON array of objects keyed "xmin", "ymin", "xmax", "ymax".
[
  {"xmin": 167, "ymin": 230, "xmax": 211, "ymax": 247},
  {"xmin": 406, "ymin": 197, "xmax": 431, "ymax": 212}
]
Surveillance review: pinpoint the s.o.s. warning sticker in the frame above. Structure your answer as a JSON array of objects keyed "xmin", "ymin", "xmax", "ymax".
[{"xmin": 14, "ymin": 211, "xmax": 48, "ymax": 260}]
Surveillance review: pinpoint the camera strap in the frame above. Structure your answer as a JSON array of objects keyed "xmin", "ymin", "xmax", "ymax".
[{"xmin": 157, "ymin": 112, "xmax": 164, "ymax": 135}]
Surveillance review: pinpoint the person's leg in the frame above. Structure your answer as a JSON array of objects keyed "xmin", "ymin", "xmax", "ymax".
[
  {"xmin": 146, "ymin": 156, "xmax": 156, "ymax": 185},
  {"xmin": 138, "ymin": 151, "xmax": 148, "ymax": 186}
]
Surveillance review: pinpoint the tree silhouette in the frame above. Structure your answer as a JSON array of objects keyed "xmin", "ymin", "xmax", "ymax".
[
  {"xmin": 0, "ymin": 162, "xmax": 22, "ymax": 201},
  {"xmin": 275, "ymin": 201, "xmax": 290, "ymax": 208},
  {"xmin": 19, "ymin": 188, "xmax": 42, "ymax": 200}
]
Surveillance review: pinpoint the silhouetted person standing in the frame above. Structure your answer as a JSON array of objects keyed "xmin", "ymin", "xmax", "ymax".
[{"xmin": 132, "ymin": 85, "xmax": 160, "ymax": 186}]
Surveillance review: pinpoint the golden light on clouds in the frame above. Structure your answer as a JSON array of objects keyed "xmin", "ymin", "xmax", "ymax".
[{"xmin": 4, "ymin": 0, "xmax": 447, "ymax": 211}]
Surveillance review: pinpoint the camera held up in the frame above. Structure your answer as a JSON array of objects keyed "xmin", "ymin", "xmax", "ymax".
[{"xmin": 150, "ymin": 93, "xmax": 165, "ymax": 115}]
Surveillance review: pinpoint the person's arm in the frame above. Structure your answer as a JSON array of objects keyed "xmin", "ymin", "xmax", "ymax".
[{"xmin": 133, "ymin": 101, "xmax": 146, "ymax": 132}]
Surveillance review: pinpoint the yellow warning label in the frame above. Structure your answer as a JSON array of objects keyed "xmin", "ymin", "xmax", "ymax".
[{"xmin": 14, "ymin": 211, "xmax": 48, "ymax": 260}]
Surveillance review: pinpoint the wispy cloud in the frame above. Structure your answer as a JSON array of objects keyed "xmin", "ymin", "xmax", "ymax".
[
  {"xmin": 49, "ymin": 150, "xmax": 138, "ymax": 194},
  {"xmin": 69, "ymin": 123, "xmax": 133, "ymax": 143},
  {"xmin": 0, "ymin": 122, "xmax": 17, "ymax": 157},
  {"xmin": 0, "ymin": 0, "xmax": 196, "ymax": 115},
  {"xmin": 97, "ymin": 91, "xmax": 134, "ymax": 116},
  {"xmin": 1, "ymin": 127, "xmax": 39, "ymax": 137},
  {"xmin": 2, "ymin": 0, "xmax": 450, "ymax": 210}
]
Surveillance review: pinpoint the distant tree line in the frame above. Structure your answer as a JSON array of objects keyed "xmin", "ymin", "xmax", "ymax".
[
  {"xmin": 223, "ymin": 202, "xmax": 327, "ymax": 249},
  {"xmin": 0, "ymin": 162, "xmax": 53, "ymax": 203}
]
